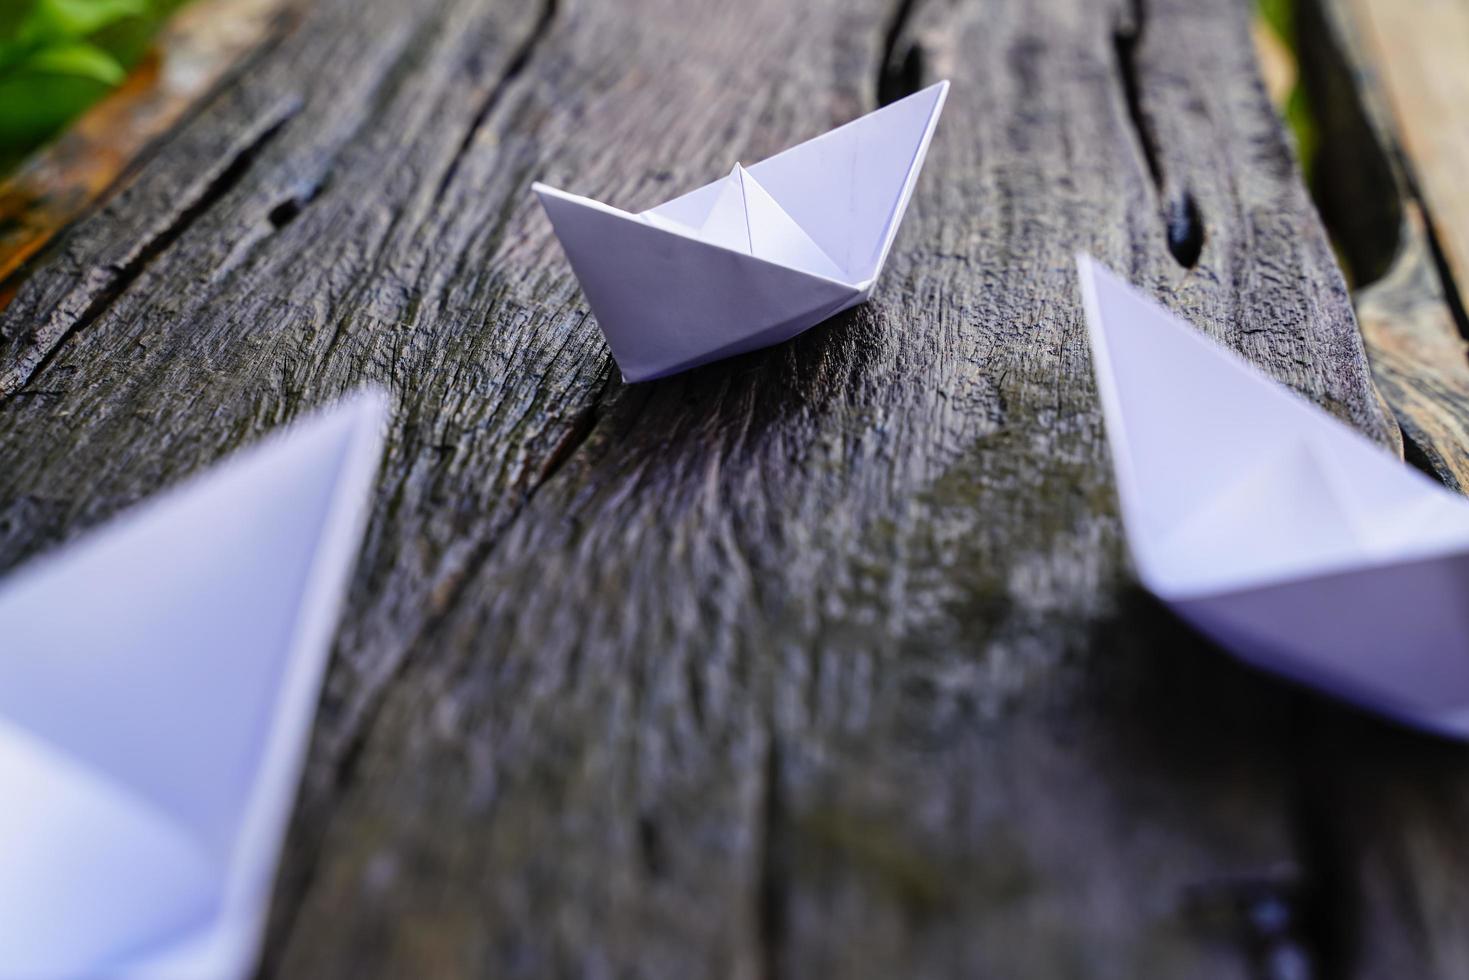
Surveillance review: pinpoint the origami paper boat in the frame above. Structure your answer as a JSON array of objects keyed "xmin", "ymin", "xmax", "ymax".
[
  {"xmin": 0, "ymin": 391, "xmax": 387, "ymax": 978},
  {"xmin": 534, "ymin": 81, "xmax": 949, "ymax": 381},
  {"xmin": 1078, "ymin": 255, "xmax": 1469, "ymax": 737}
]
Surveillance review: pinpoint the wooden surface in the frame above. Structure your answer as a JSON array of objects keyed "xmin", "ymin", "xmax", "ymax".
[
  {"xmin": 0, "ymin": 0, "xmax": 1464, "ymax": 975},
  {"xmin": 1296, "ymin": 0, "xmax": 1469, "ymax": 492},
  {"xmin": 1345, "ymin": 0, "xmax": 1469, "ymax": 303}
]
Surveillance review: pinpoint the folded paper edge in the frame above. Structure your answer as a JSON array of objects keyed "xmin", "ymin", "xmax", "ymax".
[
  {"xmin": 1170, "ymin": 584, "xmax": 1469, "ymax": 741},
  {"xmin": 209, "ymin": 389, "xmax": 388, "ymax": 960},
  {"xmin": 532, "ymin": 181, "xmax": 862, "ymax": 291},
  {"xmin": 862, "ymin": 80, "xmax": 950, "ymax": 285},
  {"xmin": 1076, "ymin": 252, "xmax": 1469, "ymax": 600}
]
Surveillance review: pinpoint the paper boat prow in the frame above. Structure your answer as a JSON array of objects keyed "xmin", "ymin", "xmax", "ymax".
[
  {"xmin": 1078, "ymin": 253, "xmax": 1469, "ymax": 736},
  {"xmin": 746, "ymin": 80, "xmax": 948, "ymax": 284},
  {"xmin": 0, "ymin": 391, "xmax": 387, "ymax": 977},
  {"xmin": 1173, "ymin": 549, "xmax": 1469, "ymax": 738}
]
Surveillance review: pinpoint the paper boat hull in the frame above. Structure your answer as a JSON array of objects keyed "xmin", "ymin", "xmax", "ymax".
[
  {"xmin": 1171, "ymin": 544, "xmax": 1469, "ymax": 738},
  {"xmin": 536, "ymin": 184, "xmax": 863, "ymax": 381},
  {"xmin": 1078, "ymin": 252, "xmax": 1469, "ymax": 739}
]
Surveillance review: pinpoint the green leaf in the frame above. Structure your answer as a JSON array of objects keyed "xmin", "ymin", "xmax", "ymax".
[
  {"xmin": 28, "ymin": 0, "xmax": 148, "ymax": 39},
  {"xmin": 1256, "ymin": 0, "xmax": 1294, "ymax": 43},
  {"xmin": 20, "ymin": 40, "xmax": 126, "ymax": 84}
]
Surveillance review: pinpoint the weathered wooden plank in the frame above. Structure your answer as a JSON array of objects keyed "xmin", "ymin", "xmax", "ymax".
[
  {"xmin": 270, "ymin": 0, "xmax": 1371, "ymax": 976},
  {"xmin": 0, "ymin": 0, "xmax": 1431, "ymax": 975},
  {"xmin": 1345, "ymin": 0, "xmax": 1469, "ymax": 302},
  {"xmin": 1275, "ymin": 4, "xmax": 1469, "ymax": 977},
  {"xmin": 1295, "ymin": 0, "xmax": 1469, "ymax": 492},
  {"xmin": 1355, "ymin": 206, "xmax": 1469, "ymax": 490}
]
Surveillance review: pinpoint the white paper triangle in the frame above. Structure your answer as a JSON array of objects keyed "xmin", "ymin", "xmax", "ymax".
[
  {"xmin": 0, "ymin": 390, "xmax": 387, "ymax": 978},
  {"xmin": 643, "ymin": 165, "xmax": 847, "ymax": 282},
  {"xmin": 1176, "ymin": 552, "xmax": 1469, "ymax": 737},
  {"xmin": 643, "ymin": 165, "xmax": 752, "ymax": 253},
  {"xmin": 1150, "ymin": 439, "xmax": 1371, "ymax": 595},
  {"xmin": 746, "ymin": 81, "xmax": 948, "ymax": 285},
  {"xmin": 534, "ymin": 80, "xmax": 948, "ymax": 381},
  {"xmin": 1078, "ymin": 253, "xmax": 1469, "ymax": 736},
  {"xmin": 737, "ymin": 165, "xmax": 846, "ymax": 281}
]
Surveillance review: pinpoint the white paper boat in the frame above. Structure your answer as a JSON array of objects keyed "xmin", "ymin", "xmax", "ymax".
[
  {"xmin": 534, "ymin": 81, "xmax": 949, "ymax": 381},
  {"xmin": 0, "ymin": 391, "xmax": 387, "ymax": 978},
  {"xmin": 1078, "ymin": 254, "xmax": 1469, "ymax": 737}
]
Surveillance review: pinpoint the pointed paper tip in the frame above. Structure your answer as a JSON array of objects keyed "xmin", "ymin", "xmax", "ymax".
[
  {"xmin": 342, "ymin": 386, "xmax": 390, "ymax": 434},
  {"xmin": 1074, "ymin": 254, "xmax": 1105, "ymax": 336},
  {"xmin": 530, "ymin": 181, "xmax": 576, "ymax": 204},
  {"xmin": 905, "ymin": 79, "xmax": 950, "ymax": 109},
  {"xmin": 292, "ymin": 387, "xmax": 389, "ymax": 448}
]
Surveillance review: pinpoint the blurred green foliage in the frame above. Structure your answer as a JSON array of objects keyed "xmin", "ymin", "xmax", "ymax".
[
  {"xmin": 1255, "ymin": 0, "xmax": 1318, "ymax": 176},
  {"xmin": 0, "ymin": 0, "xmax": 189, "ymax": 171}
]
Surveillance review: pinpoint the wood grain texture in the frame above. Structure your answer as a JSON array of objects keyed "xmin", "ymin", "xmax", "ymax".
[
  {"xmin": 1355, "ymin": 205, "xmax": 1469, "ymax": 490},
  {"xmin": 1298, "ymin": 0, "xmax": 1469, "ymax": 492},
  {"xmin": 1346, "ymin": 0, "xmax": 1469, "ymax": 303},
  {"xmin": 1278, "ymin": 4, "xmax": 1469, "ymax": 978},
  {"xmin": 0, "ymin": 0, "xmax": 1448, "ymax": 975}
]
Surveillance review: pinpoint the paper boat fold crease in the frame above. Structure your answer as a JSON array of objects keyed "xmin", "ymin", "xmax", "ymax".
[
  {"xmin": 534, "ymin": 81, "xmax": 949, "ymax": 381},
  {"xmin": 1078, "ymin": 254, "xmax": 1469, "ymax": 738},
  {"xmin": 0, "ymin": 392, "xmax": 387, "ymax": 978}
]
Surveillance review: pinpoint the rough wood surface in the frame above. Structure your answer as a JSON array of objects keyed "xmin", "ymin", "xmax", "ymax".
[
  {"xmin": 0, "ymin": 0, "xmax": 1452, "ymax": 975},
  {"xmin": 1344, "ymin": 0, "xmax": 1469, "ymax": 302},
  {"xmin": 1296, "ymin": 0, "xmax": 1469, "ymax": 492},
  {"xmin": 1275, "ymin": 4, "xmax": 1469, "ymax": 977}
]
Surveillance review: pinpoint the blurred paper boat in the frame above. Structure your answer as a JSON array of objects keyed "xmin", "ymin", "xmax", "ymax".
[
  {"xmin": 534, "ymin": 81, "xmax": 949, "ymax": 381},
  {"xmin": 0, "ymin": 391, "xmax": 387, "ymax": 979},
  {"xmin": 1078, "ymin": 254, "xmax": 1469, "ymax": 738}
]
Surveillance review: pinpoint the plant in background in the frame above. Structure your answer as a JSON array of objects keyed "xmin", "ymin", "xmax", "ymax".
[
  {"xmin": 0, "ymin": 0, "xmax": 186, "ymax": 171},
  {"xmin": 1254, "ymin": 0, "xmax": 1316, "ymax": 174}
]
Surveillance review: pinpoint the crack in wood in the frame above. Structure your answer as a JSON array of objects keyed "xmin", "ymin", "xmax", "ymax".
[
  {"xmin": 1114, "ymin": 0, "xmax": 1161, "ymax": 188},
  {"xmin": 756, "ymin": 738, "xmax": 788, "ymax": 980},
  {"xmin": 1295, "ymin": 0, "xmax": 1469, "ymax": 491},
  {"xmin": 1113, "ymin": 0, "xmax": 1205, "ymax": 269},
  {"xmin": 1296, "ymin": 0, "xmax": 1469, "ymax": 339},
  {"xmin": 877, "ymin": 0, "xmax": 926, "ymax": 106},
  {"xmin": 535, "ymin": 399, "xmax": 600, "ymax": 485},
  {"xmin": 1416, "ymin": 203, "xmax": 1469, "ymax": 344},
  {"xmin": 1294, "ymin": 0, "xmax": 1400, "ymax": 291},
  {"xmin": 267, "ymin": 174, "xmax": 329, "ymax": 230},
  {"xmin": 1165, "ymin": 190, "xmax": 1204, "ymax": 268},
  {"xmin": 0, "ymin": 96, "xmax": 303, "ymax": 401},
  {"xmin": 430, "ymin": 0, "xmax": 559, "ymax": 208}
]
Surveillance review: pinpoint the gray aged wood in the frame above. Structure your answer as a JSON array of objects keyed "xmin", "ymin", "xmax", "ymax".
[
  {"xmin": 0, "ymin": 0, "xmax": 1457, "ymax": 975},
  {"xmin": 1298, "ymin": 0, "xmax": 1469, "ymax": 496}
]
